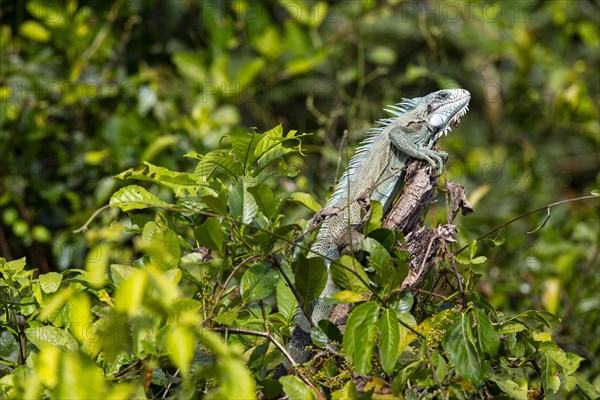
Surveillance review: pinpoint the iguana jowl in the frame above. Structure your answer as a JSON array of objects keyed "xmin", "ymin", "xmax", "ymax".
[{"xmin": 286, "ymin": 88, "xmax": 471, "ymax": 367}]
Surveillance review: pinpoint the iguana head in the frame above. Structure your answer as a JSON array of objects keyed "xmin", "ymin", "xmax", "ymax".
[
  {"xmin": 385, "ymin": 88, "xmax": 471, "ymax": 143},
  {"xmin": 421, "ymin": 88, "xmax": 471, "ymax": 141}
]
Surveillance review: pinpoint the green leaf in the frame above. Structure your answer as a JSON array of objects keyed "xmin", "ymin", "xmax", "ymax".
[
  {"xmin": 201, "ymin": 195, "xmax": 228, "ymax": 215},
  {"xmin": 285, "ymin": 51, "xmax": 328, "ymax": 76},
  {"xmin": 228, "ymin": 177, "xmax": 259, "ymax": 224},
  {"xmin": 474, "ymin": 307, "xmax": 500, "ymax": 357},
  {"xmin": 196, "ymin": 149, "xmax": 243, "ymax": 179},
  {"xmin": 361, "ymin": 237, "xmax": 391, "ymax": 272},
  {"xmin": 541, "ymin": 353, "xmax": 561, "ymax": 394},
  {"xmin": 248, "ymin": 343, "xmax": 269, "ymax": 372},
  {"xmin": 280, "ymin": 375, "xmax": 317, "ymax": 400},
  {"xmin": 109, "ymin": 185, "xmax": 170, "ymax": 211},
  {"xmin": 293, "ymin": 254, "xmax": 327, "ymax": 309},
  {"xmin": 26, "ymin": 0, "xmax": 64, "ymax": 26},
  {"xmin": 214, "ymin": 310, "xmax": 239, "ymax": 325},
  {"xmin": 483, "ymin": 231, "xmax": 505, "ymax": 247},
  {"xmin": 19, "ymin": 20, "xmax": 51, "ymax": 42},
  {"xmin": 252, "ymin": 125, "xmax": 304, "ymax": 175},
  {"xmin": 310, "ymin": 326, "xmax": 329, "ymax": 348},
  {"xmin": 39, "ymin": 287, "xmax": 74, "ymax": 321},
  {"xmin": 140, "ymin": 219, "xmax": 180, "ymax": 270},
  {"xmin": 109, "ymin": 264, "xmax": 135, "ymax": 287},
  {"xmin": 377, "ymin": 308, "xmax": 401, "ymax": 374},
  {"xmin": 3, "ymin": 257, "xmax": 27, "ymax": 273},
  {"xmin": 195, "ymin": 217, "xmax": 227, "ymax": 253},
  {"xmin": 468, "ymin": 240, "xmax": 477, "ymax": 260},
  {"xmin": 429, "ymin": 350, "xmax": 449, "ymax": 383},
  {"xmin": 539, "ymin": 342, "xmax": 584, "ymax": 375},
  {"xmin": 248, "ymin": 183, "xmax": 288, "ymax": 219},
  {"xmin": 114, "ymin": 269, "xmax": 147, "ymax": 317},
  {"xmin": 498, "ymin": 321, "xmax": 527, "ymax": 334},
  {"xmin": 85, "ymin": 243, "xmax": 110, "ymax": 288},
  {"xmin": 276, "ymin": 278, "xmax": 298, "ymax": 322},
  {"xmin": 172, "ymin": 52, "xmax": 207, "ymax": 84},
  {"xmin": 146, "ymin": 268, "xmax": 182, "ymax": 309},
  {"xmin": 115, "ymin": 162, "xmax": 209, "ymax": 197},
  {"xmin": 56, "ymin": 351, "xmax": 106, "ymax": 399},
  {"xmin": 240, "ymin": 263, "xmax": 278, "ymax": 303},
  {"xmin": 289, "ymin": 192, "xmax": 322, "ymax": 212},
  {"xmin": 330, "ymin": 255, "xmax": 370, "ymax": 293},
  {"xmin": 318, "ymin": 319, "xmax": 343, "ymax": 344},
  {"xmin": 343, "ymin": 301, "xmax": 379, "ymax": 374},
  {"xmin": 513, "ymin": 310, "xmax": 561, "ymax": 329},
  {"xmin": 236, "ymin": 58, "xmax": 266, "ymax": 89},
  {"xmin": 39, "ymin": 272, "xmax": 62, "ymax": 294},
  {"xmin": 309, "ymin": 2, "xmax": 329, "ymax": 27},
  {"xmin": 141, "ymin": 135, "xmax": 179, "ymax": 161},
  {"xmin": 491, "ymin": 377, "xmax": 528, "ymax": 400},
  {"xmin": 361, "ymin": 237, "xmax": 400, "ymax": 296},
  {"xmin": 68, "ymin": 293, "xmax": 92, "ymax": 345},
  {"xmin": 364, "ymin": 200, "xmax": 383, "ymax": 234},
  {"xmin": 576, "ymin": 376, "xmax": 600, "ymax": 399},
  {"xmin": 228, "ymin": 131, "xmax": 263, "ymax": 169},
  {"xmin": 0, "ymin": 331, "xmax": 20, "ymax": 363},
  {"xmin": 367, "ymin": 46, "xmax": 397, "ymax": 66},
  {"xmin": 166, "ymin": 326, "xmax": 195, "ymax": 377},
  {"xmin": 396, "ymin": 291, "xmax": 414, "ymax": 313},
  {"xmin": 325, "ymin": 290, "xmax": 371, "ymax": 305},
  {"xmin": 532, "ymin": 331, "xmax": 552, "ymax": 342},
  {"xmin": 25, "ymin": 326, "xmax": 78, "ymax": 350},
  {"xmin": 331, "ymin": 380, "xmax": 358, "ymax": 400},
  {"xmin": 442, "ymin": 313, "xmax": 483, "ymax": 384},
  {"xmin": 470, "ymin": 256, "xmax": 487, "ymax": 265},
  {"xmin": 454, "ymin": 254, "xmax": 471, "ymax": 265},
  {"xmin": 563, "ymin": 375, "xmax": 577, "ymax": 391}
]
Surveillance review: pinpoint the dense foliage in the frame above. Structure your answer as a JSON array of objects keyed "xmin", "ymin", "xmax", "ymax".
[{"xmin": 1, "ymin": 1, "xmax": 598, "ymax": 399}]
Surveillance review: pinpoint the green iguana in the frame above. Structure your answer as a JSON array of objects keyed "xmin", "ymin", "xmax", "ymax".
[{"xmin": 284, "ymin": 88, "xmax": 471, "ymax": 371}]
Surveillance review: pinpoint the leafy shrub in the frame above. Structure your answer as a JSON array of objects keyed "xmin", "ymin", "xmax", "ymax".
[{"xmin": 1, "ymin": 126, "xmax": 598, "ymax": 399}]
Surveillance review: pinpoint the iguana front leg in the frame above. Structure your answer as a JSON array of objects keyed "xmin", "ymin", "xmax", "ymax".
[
  {"xmin": 389, "ymin": 127, "xmax": 448, "ymax": 171},
  {"xmin": 307, "ymin": 206, "xmax": 341, "ymax": 229}
]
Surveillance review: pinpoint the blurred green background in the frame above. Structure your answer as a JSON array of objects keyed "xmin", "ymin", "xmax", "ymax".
[{"xmin": 1, "ymin": 0, "xmax": 598, "ymax": 387}]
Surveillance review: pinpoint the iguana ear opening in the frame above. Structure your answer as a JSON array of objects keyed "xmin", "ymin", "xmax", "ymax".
[
  {"xmin": 428, "ymin": 114, "xmax": 445, "ymax": 128},
  {"xmin": 406, "ymin": 121, "xmax": 423, "ymax": 131}
]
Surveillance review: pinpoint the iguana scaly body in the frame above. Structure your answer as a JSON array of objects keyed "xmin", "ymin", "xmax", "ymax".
[{"xmin": 285, "ymin": 88, "xmax": 471, "ymax": 368}]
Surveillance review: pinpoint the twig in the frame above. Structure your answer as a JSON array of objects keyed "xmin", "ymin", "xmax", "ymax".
[
  {"xmin": 268, "ymin": 256, "xmax": 314, "ymax": 328},
  {"xmin": 260, "ymin": 301, "xmax": 269, "ymax": 335},
  {"xmin": 159, "ymin": 369, "xmax": 179, "ymax": 399},
  {"xmin": 213, "ymin": 327, "xmax": 324, "ymax": 400},
  {"xmin": 412, "ymin": 288, "xmax": 446, "ymax": 299},
  {"xmin": 455, "ymin": 195, "xmax": 599, "ymax": 255},
  {"xmin": 76, "ymin": 0, "xmax": 123, "ymax": 77},
  {"xmin": 416, "ymin": 234, "xmax": 438, "ymax": 285},
  {"xmin": 443, "ymin": 242, "xmax": 465, "ymax": 307},
  {"xmin": 201, "ymin": 254, "xmax": 261, "ymax": 325},
  {"xmin": 426, "ymin": 345, "xmax": 447, "ymax": 400},
  {"xmin": 442, "ymin": 168, "xmax": 452, "ymax": 225},
  {"xmin": 73, "ymin": 204, "xmax": 112, "ymax": 233}
]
